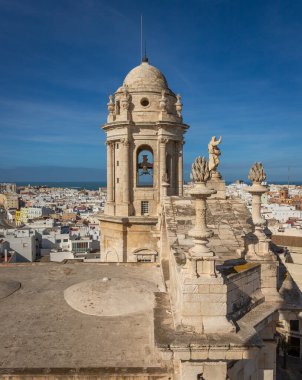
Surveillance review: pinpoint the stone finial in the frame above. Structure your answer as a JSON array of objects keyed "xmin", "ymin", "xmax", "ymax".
[
  {"xmin": 121, "ymin": 86, "xmax": 130, "ymax": 110},
  {"xmin": 159, "ymin": 90, "xmax": 168, "ymax": 112},
  {"xmin": 188, "ymin": 156, "xmax": 217, "ymax": 278},
  {"xmin": 248, "ymin": 162, "xmax": 266, "ymax": 184},
  {"xmin": 190, "ymin": 157, "xmax": 211, "ymax": 183},
  {"xmin": 246, "ymin": 162, "xmax": 271, "ymax": 260},
  {"xmin": 107, "ymin": 95, "xmax": 115, "ymax": 114},
  {"xmin": 175, "ymin": 94, "xmax": 182, "ymax": 117}
]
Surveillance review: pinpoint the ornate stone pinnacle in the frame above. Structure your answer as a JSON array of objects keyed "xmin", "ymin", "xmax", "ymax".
[
  {"xmin": 248, "ymin": 162, "xmax": 266, "ymax": 184},
  {"xmin": 175, "ymin": 94, "xmax": 182, "ymax": 117},
  {"xmin": 246, "ymin": 162, "xmax": 271, "ymax": 259},
  {"xmin": 188, "ymin": 157, "xmax": 217, "ymax": 277},
  {"xmin": 159, "ymin": 90, "xmax": 168, "ymax": 112},
  {"xmin": 190, "ymin": 156, "xmax": 211, "ymax": 184},
  {"xmin": 107, "ymin": 95, "xmax": 115, "ymax": 114}
]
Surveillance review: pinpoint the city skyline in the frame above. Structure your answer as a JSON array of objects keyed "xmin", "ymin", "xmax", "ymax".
[{"xmin": 1, "ymin": 0, "xmax": 302, "ymax": 182}]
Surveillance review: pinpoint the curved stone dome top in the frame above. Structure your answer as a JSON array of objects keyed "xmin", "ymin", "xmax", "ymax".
[{"xmin": 122, "ymin": 61, "xmax": 170, "ymax": 92}]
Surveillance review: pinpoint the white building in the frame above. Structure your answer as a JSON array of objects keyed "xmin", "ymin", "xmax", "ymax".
[{"xmin": 4, "ymin": 228, "xmax": 37, "ymax": 262}]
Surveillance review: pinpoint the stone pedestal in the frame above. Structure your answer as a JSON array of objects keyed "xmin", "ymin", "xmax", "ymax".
[
  {"xmin": 188, "ymin": 182, "xmax": 216, "ymax": 278},
  {"xmin": 206, "ymin": 178, "xmax": 226, "ymax": 200},
  {"xmin": 246, "ymin": 182, "xmax": 270, "ymax": 260},
  {"xmin": 246, "ymin": 178, "xmax": 282, "ymax": 302}
]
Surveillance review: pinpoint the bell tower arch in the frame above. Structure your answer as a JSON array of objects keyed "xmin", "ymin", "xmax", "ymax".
[{"xmin": 100, "ymin": 59, "xmax": 189, "ymax": 262}]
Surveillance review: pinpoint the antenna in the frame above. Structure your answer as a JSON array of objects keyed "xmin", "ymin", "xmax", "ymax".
[
  {"xmin": 140, "ymin": 15, "xmax": 148, "ymax": 63},
  {"xmin": 140, "ymin": 14, "xmax": 143, "ymax": 62}
]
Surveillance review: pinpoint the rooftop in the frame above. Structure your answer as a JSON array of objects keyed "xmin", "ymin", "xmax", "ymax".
[{"xmin": 0, "ymin": 262, "xmax": 169, "ymax": 373}]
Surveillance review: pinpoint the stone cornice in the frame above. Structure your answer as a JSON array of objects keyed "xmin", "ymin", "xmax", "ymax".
[{"xmin": 102, "ymin": 120, "xmax": 189, "ymax": 131}]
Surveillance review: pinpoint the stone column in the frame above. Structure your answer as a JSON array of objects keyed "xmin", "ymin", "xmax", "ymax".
[
  {"xmin": 246, "ymin": 162, "xmax": 281, "ymax": 302},
  {"xmin": 178, "ymin": 141, "xmax": 184, "ymax": 196},
  {"xmin": 159, "ymin": 137, "xmax": 168, "ymax": 199},
  {"xmin": 106, "ymin": 141, "xmax": 114, "ymax": 203},
  {"xmin": 247, "ymin": 162, "xmax": 270, "ymax": 257},
  {"xmin": 121, "ymin": 138, "xmax": 130, "ymax": 206},
  {"xmin": 188, "ymin": 157, "xmax": 217, "ymax": 277},
  {"xmin": 161, "ymin": 173, "xmax": 169, "ymax": 202}
]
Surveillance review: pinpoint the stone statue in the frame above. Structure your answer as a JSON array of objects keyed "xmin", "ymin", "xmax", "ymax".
[
  {"xmin": 248, "ymin": 162, "xmax": 266, "ymax": 184},
  {"xmin": 208, "ymin": 136, "xmax": 222, "ymax": 177}
]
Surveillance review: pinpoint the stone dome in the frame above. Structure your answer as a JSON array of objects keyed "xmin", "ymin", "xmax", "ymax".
[{"xmin": 123, "ymin": 61, "xmax": 170, "ymax": 93}]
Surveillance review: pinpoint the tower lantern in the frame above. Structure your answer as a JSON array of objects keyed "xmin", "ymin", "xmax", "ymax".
[{"xmin": 100, "ymin": 60, "xmax": 189, "ymax": 262}]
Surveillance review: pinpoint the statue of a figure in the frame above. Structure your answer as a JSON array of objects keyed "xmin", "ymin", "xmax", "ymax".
[{"xmin": 208, "ymin": 136, "xmax": 222, "ymax": 176}]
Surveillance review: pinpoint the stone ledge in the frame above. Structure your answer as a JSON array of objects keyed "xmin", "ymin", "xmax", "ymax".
[{"xmin": 99, "ymin": 215, "xmax": 158, "ymax": 225}]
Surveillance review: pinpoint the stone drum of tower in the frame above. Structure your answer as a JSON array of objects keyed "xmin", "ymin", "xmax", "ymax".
[{"xmin": 100, "ymin": 59, "xmax": 189, "ymax": 263}]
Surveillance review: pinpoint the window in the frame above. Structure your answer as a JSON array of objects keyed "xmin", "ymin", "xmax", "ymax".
[
  {"xmin": 290, "ymin": 320, "xmax": 299, "ymax": 332},
  {"xmin": 117, "ymin": 160, "xmax": 119, "ymax": 166},
  {"xmin": 72, "ymin": 241, "xmax": 89, "ymax": 253},
  {"xmin": 288, "ymin": 336, "xmax": 300, "ymax": 357},
  {"xmin": 117, "ymin": 178, "xmax": 119, "ymax": 183},
  {"xmin": 116, "ymin": 143, "xmax": 119, "ymax": 149},
  {"xmin": 56, "ymin": 239, "xmax": 61, "ymax": 243},
  {"xmin": 140, "ymin": 97, "xmax": 149, "ymax": 107},
  {"xmin": 137, "ymin": 146, "xmax": 153, "ymax": 187},
  {"xmin": 137, "ymin": 255, "xmax": 152, "ymax": 262},
  {"xmin": 141, "ymin": 201, "xmax": 149, "ymax": 215},
  {"xmin": 63, "ymin": 239, "xmax": 68, "ymax": 243}
]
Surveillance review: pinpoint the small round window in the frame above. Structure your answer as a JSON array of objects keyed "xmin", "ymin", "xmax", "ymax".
[{"xmin": 140, "ymin": 98, "xmax": 150, "ymax": 107}]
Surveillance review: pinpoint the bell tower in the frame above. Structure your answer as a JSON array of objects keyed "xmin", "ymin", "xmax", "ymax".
[{"xmin": 100, "ymin": 59, "xmax": 189, "ymax": 262}]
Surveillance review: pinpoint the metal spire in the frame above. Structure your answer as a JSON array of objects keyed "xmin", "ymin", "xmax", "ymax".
[{"xmin": 141, "ymin": 15, "xmax": 148, "ymax": 63}]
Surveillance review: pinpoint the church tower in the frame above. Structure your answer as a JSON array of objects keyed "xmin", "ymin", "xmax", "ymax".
[{"xmin": 100, "ymin": 58, "xmax": 189, "ymax": 262}]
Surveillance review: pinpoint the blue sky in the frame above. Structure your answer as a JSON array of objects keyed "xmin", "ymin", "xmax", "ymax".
[{"xmin": 0, "ymin": 0, "xmax": 302, "ymax": 183}]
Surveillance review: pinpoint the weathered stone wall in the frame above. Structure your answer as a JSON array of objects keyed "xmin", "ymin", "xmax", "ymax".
[
  {"xmin": 226, "ymin": 265, "xmax": 263, "ymax": 320},
  {"xmin": 100, "ymin": 219, "xmax": 158, "ymax": 262},
  {"xmin": 260, "ymin": 262, "xmax": 279, "ymax": 301}
]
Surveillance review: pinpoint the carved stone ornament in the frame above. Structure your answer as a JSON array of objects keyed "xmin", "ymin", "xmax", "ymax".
[
  {"xmin": 121, "ymin": 86, "xmax": 130, "ymax": 110},
  {"xmin": 208, "ymin": 136, "xmax": 222, "ymax": 173},
  {"xmin": 107, "ymin": 95, "xmax": 115, "ymax": 114},
  {"xmin": 120, "ymin": 137, "xmax": 130, "ymax": 146},
  {"xmin": 159, "ymin": 137, "xmax": 169, "ymax": 145},
  {"xmin": 159, "ymin": 90, "xmax": 168, "ymax": 111},
  {"xmin": 248, "ymin": 162, "xmax": 266, "ymax": 183},
  {"xmin": 190, "ymin": 156, "xmax": 211, "ymax": 183},
  {"xmin": 175, "ymin": 94, "xmax": 182, "ymax": 116}
]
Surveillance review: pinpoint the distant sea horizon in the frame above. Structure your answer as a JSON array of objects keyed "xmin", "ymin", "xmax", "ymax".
[
  {"xmin": 15, "ymin": 180, "xmax": 302, "ymax": 190},
  {"xmin": 16, "ymin": 181, "xmax": 106, "ymax": 190}
]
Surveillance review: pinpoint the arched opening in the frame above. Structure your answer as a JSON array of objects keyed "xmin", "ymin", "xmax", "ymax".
[
  {"xmin": 105, "ymin": 249, "xmax": 119, "ymax": 262},
  {"xmin": 137, "ymin": 145, "xmax": 154, "ymax": 187}
]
